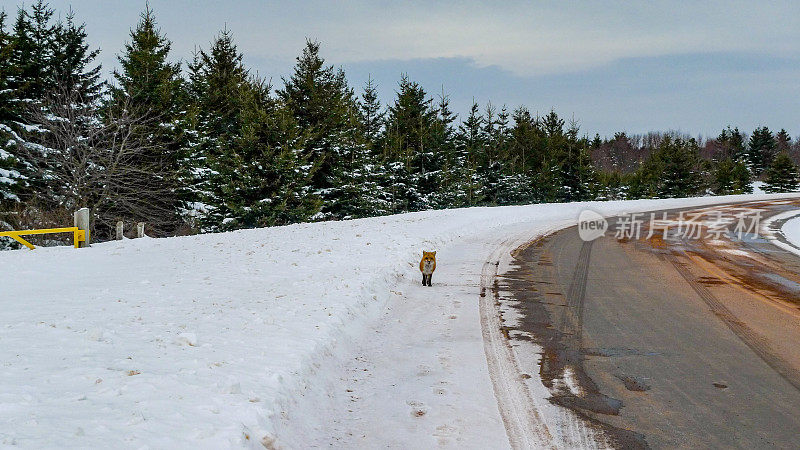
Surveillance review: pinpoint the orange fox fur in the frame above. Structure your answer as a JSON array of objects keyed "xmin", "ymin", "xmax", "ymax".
[{"xmin": 420, "ymin": 251, "xmax": 436, "ymax": 286}]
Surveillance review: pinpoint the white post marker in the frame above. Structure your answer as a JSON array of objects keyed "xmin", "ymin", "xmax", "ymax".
[
  {"xmin": 137, "ymin": 222, "xmax": 146, "ymax": 238},
  {"xmin": 74, "ymin": 208, "xmax": 91, "ymax": 248},
  {"xmin": 116, "ymin": 221, "xmax": 124, "ymax": 240}
]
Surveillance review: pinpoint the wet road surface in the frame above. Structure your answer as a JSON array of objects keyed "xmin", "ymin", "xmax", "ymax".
[{"xmin": 498, "ymin": 199, "xmax": 800, "ymax": 448}]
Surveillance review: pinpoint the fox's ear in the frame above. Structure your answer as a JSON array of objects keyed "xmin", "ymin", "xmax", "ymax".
[{"xmin": 432, "ymin": 252, "xmax": 436, "ymax": 256}]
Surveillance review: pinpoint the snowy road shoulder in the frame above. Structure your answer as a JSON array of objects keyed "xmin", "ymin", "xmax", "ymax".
[{"xmin": 2, "ymin": 193, "xmax": 798, "ymax": 448}]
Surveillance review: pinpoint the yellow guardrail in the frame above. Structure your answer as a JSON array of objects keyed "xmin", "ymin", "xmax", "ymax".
[{"xmin": 0, "ymin": 227, "xmax": 88, "ymax": 250}]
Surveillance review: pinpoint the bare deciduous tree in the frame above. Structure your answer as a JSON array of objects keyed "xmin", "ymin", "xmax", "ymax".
[{"xmin": 16, "ymin": 83, "xmax": 180, "ymax": 239}]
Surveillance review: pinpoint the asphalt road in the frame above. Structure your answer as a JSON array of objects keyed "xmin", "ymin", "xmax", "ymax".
[{"xmin": 499, "ymin": 199, "xmax": 800, "ymax": 449}]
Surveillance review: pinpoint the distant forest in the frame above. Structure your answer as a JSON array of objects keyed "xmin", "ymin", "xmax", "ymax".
[{"xmin": 2, "ymin": 2, "xmax": 799, "ymax": 247}]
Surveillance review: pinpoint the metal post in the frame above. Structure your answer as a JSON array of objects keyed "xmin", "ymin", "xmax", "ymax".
[
  {"xmin": 74, "ymin": 208, "xmax": 90, "ymax": 248},
  {"xmin": 137, "ymin": 222, "xmax": 146, "ymax": 238}
]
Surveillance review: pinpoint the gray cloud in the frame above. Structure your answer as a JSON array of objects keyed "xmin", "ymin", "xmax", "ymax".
[{"xmin": 14, "ymin": 0, "xmax": 800, "ymax": 136}]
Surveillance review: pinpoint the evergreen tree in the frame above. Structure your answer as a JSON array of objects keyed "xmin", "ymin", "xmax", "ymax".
[
  {"xmin": 0, "ymin": 11, "xmax": 23, "ymax": 209},
  {"xmin": 110, "ymin": 5, "xmax": 184, "ymax": 234},
  {"xmin": 381, "ymin": 75, "xmax": 440, "ymax": 211},
  {"xmin": 763, "ymin": 152, "xmax": 799, "ymax": 193},
  {"xmin": 278, "ymin": 40, "xmax": 361, "ymax": 219},
  {"xmin": 187, "ymin": 30, "xmax": 317, "ymax": 230},
  {"xmin": 717, "ymin": 126, "xmax": 747, "ymax": 161},
  {"xmin": 426, "ymin": 88, "xmax": 458, "ymax": 207},
  {"xmin": 713, "ymin": 158, "xmax": 752, "ymax": 195},
  {"xmin": 452, "ymin": 101, "xmax": 484, "ymax": 206},
  {"xmin": 476, "ymin": 102, "xmax": 507, "ymax": 205},
  {"xmin": 629, "ymin": 137, "xmax": 704, "ymax": 198},
  {"xmin": 556, "ymin": 119, "xmax": 596, "ymax": 201},
  {"xmin": 776, "ymin": 128, "xmax": 791, "ymax": 153},
  {"xmin": 50, "ymin": 11, "xmax": 101, "ymax": 101},
  {"xmin": 747, "ymin": 126, "xmax": 777, "ymax": 175},
  {"xmin": 10, "ymin": 3, "xmax": 104, "ymax": 213},
  {"xmin": 359, "ymin": 75, "xmax": 383, "ymax": 146}
]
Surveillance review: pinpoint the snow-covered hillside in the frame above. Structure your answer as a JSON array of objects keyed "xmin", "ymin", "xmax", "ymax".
[{"xmin": 1, "ymin": 194, "xmax": 794, "ymax": 448}]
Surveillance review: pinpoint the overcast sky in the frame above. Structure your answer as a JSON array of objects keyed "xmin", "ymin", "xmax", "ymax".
[{"xmin": 12, "ymin": 0, "xmax": 800, "ymax": 138}]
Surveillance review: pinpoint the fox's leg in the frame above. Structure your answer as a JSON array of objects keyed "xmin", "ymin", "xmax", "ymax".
[
  {"xmin": 422, "ymin": 273, "xmax": 426, "ymax": 285},
  {"xmin": 427, "ymin": 274, "xmax": 432, "ymax": 286}
]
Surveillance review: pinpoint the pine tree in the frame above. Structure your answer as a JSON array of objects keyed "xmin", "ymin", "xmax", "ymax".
[
  {"xmin": 763, "ymin": 152, "xmax": 799, "ymax": 193},
  {"xmin": 452, "ymin": 101, "xmax": 484, "ymax": 206},
  {"xmin": 110, "ymin": 5, "xmax": 184, "ymax": 234},
  {"xmin": 187, "ymin": 30, "xmax": 317, "ymax": 231},
  {"xmin": 776, "ymin": 129, "xmax": 791, "ymax": 153},
  {"xmin": 0, "ymin": 11, "xmax": 23, "ymax": 209},
  {"xmin": 278, "ymin": 40, "xmax": 360, "ymax": 219},
  {"xmin": 381, "ymin": 75, "xmax": 440, "ymax": 211},
  {"xmin": 556, "ymin": 119, "xmax": 596, "ymax": 202},
  {"xmin": 660, "ymin": 138, "xmax": 705, "ymax": 197},
  {"xmin": 747, "ymin": 126, "xmax": 777, "ymax": 176},
  {"xmin": 10, "ymin": 3, "xmax": 104, "ymax": 214},
  {"xmin": 713, "ymin": 158, "xmax": 752, "ymax": 195},
  {"xmin": 426, "ymin": 88, "xmax": 458, "ymax": 207},
  {"xmin": 717, "ymin": 126, "xmax": 747, "ymax": 161},
  {"xmin": 630, "ymin": 137, "xmax": 704, "ymax": 198},
  {"xmin": 476, "ymin": 102, "xmax": 505, "ymax": 205},
  {"xmin": 359, "ymin": 75, "xmax": 383, "ymax": 146}
]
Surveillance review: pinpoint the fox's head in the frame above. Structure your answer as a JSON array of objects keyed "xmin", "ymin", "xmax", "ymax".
[{"xmin": 422, "ymin": 251, "xmax": 436, "ymax": 262}]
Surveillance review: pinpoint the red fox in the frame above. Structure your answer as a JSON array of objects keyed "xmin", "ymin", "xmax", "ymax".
[{"xmin": 419, "ymin": 251, "xmax": 436, "ymax": 286}]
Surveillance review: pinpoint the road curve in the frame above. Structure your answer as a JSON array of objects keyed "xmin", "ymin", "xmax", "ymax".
[{"xmin": 498, "ymin": 198, "xmax": 800, "ymax": 448}]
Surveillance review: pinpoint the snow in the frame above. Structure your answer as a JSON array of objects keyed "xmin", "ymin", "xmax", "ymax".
[
  {"xmin": 1, "ymin": 193, "xmax": 796, "ymax": 448},
  {"xmin": 752, "ymin": 181, "xmax": 767, "ymax": 195},
  {"xmin": 783, "ymin": 217, "xmax": 800, "ymax": 249},
  {"xmin": 760, "ymin": 207, "xmax": 800, "ymax": 257}
]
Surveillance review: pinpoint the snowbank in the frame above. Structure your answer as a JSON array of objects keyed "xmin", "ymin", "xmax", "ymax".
[
  {"xmin": 1, "ymin": 193, "xmax": 795, "ymax": 448},
  {"xmin": 783, "ymin": 217, "xmax": 800, "ymax": 250}
]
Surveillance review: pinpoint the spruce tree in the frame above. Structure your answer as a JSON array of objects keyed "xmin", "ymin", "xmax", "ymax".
[
  {"xmin": 381, "ymin": 75, "xmax": 440, "ymax": 211},
  {"xmin": 717, "ymin": 126, "xmax": 747, "ymax": 161},
  {"xmin": 713, "ymin": 158, "xmax": 752, "ymax": 195},
  {"xmin": 747, "ymin": 126, "xmax": 777, "ymax": 175},
  {"xmin": 10, "ymin": 3, "xmax": 104, "ymax": 214},
  {"xmin": 453, "ymin": 101, "xmax": 484, "ymax": 206},
  {"xmin": 557, "ymin": 120, "xmax": 596, "ymax": 202},
  {"xmin": 50, "ymin": 11, "xmax": 101, "ymax": 101},
  {"xmin": 660, "ymin": 138, "xmax": 704, "ymax": 197},
  {"xmin": 0, "ymin": 11, "xmax": 23, "ymax": 208},
  {"xmin": 427, "ymin": 88, "xmax": 458, "ymax": 207},
  {"xmin": 630, "ymin": 137, "xmax": 704, "ymax": 198},
  {"xmin": 110, "ymin": 5, "xmax": 184, "ymax": 234},
  {"xmin": 359, "ymin": 75, "xmax": 383, "ymax": 146},
  {"xmin": 763, "ymin": 152, "xmax": 799, "ymax": 193},
  {"xmin": 777, "ymin": 129, "xmax": 791, "ymax": 153},
  {"xmin": 477, "ymin": 102, "xmax": 505, "ymax": 205},
  {"xmin": 278, "ymin": 40, "xmax": 361, "ymax": 219},
  {"xmin": 187, "ymin": 30, "xmax": 317, "ymax": 231}
]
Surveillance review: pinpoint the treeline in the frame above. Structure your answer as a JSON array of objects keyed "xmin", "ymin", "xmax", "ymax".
[{"xmin": 1, "ymin": 2, "xmax": 799, "ymax": 247}]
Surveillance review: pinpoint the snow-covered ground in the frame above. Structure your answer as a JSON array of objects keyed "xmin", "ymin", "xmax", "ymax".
[
  {"xmin": 768, "ymin": 210, "xmax": 800, "ymax": 258},
  {"xmin": 1, "ymin": 194, "xmax": 796, "ymax": 448},
  {"xmin": 783, "ymin": 217, "xmax": 800, "ymax": 250}
]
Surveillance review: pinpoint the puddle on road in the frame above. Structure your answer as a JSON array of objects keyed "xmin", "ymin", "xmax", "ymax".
[{"xmin": 615, "ymin": 374, "xmax": 652, "ymax": 392}]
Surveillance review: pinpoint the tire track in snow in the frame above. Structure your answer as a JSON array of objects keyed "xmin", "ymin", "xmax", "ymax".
[{"xmin": 480, "ymin": 234, "xmax": 555, "ymax": 449}]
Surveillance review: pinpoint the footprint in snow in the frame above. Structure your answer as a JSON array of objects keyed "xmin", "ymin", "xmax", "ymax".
[{"xmin": 407, "ymin": 400, "xmax": 427, "ymax": 417}]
